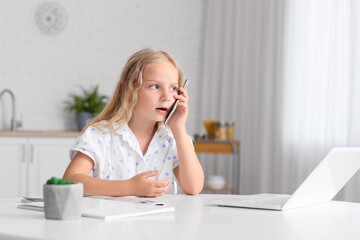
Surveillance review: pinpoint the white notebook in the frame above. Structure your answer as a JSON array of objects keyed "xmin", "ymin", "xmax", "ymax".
[{"xmin": 18, "ymin": 196, "xmax": 175, "ymax": 220}]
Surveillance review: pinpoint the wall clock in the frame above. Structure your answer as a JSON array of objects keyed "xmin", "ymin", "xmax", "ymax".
[{"xmin": 35, "ymin": 2, "xmax": 67, "ymax": 35}]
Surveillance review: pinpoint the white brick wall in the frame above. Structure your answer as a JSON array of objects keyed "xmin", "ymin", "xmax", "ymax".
[{"xmin": 0, "ymin": 0, "xmax": 205, "ymax": 134}]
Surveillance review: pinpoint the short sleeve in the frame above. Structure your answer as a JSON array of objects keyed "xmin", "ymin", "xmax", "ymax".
[{"xmin": 69, "ymin": 126, "xmax": 102, "ymax": 168}]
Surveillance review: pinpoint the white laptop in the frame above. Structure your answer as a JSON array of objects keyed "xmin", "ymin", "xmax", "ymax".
[{"xmin": 212, "ymin": 147, "xmax": 360, "ymax": 211}]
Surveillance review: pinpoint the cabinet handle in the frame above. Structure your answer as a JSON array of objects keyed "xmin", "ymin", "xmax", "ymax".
[{"xmin": 30, "ymin": 144, "xmax": 34, "ymax": 163}]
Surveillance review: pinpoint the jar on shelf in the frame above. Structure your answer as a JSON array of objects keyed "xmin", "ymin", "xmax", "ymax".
[
  {"xmin": 214, "ymin": 121, "xmax": 227, "ymax": 140},
  {"xmin": 226, "ymin": 121, "xmax": 235, "ymax": 140}
]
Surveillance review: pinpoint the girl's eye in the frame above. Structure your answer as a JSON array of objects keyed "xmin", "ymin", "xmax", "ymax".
[
  {"xmin": 150, "ymin": 85, "xmax": 159, "ymax": 89},
  {"xmin": 170, "ymin": 87, "xmax": 178, "ymax": 92}
]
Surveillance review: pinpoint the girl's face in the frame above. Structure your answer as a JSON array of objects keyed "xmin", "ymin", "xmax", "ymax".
[{"xmin": 131, "ymin": 60, "xmax": 179, "ymax": 125}]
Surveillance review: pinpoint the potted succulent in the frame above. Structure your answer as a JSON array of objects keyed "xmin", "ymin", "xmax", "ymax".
[
  {"xmin": 43, "ymin": 177, "xmax": 83, "ymax": 220},
  {"xmin": 65, "ymin": 85, "xmax": 108, "ymax": 131}
]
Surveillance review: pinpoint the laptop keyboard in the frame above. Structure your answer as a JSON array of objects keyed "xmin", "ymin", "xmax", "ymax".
[
  {"xmin": 233, "ymin": 194, "xmax": 291, "ymax": 206},
  {"xmin": 251, "ymin": 195, "xmax": 290, "ymax": 205}
]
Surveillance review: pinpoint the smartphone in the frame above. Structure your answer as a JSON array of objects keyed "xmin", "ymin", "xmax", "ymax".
[{"xmin": 164, "ymin": 79, "xmax": 189, "ymax": 124}]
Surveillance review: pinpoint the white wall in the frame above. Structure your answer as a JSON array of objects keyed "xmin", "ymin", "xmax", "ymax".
[{"xmin": 0, "ymin": 0, "xmax": 205, "ymax": 133}]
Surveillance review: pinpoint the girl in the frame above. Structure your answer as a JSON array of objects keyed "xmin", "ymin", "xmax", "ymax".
[{"xmin": 63, "ymin": 49, "xmax": 204, "ymax": 197}]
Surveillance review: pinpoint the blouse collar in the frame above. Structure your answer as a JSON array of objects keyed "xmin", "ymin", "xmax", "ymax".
[{"xmin": 114, "ymin": 121, "xmax": 174, "ymax": 152}]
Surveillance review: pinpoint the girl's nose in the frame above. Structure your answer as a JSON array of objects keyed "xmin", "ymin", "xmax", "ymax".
[{"xmin": 161, "ymin": 91, "xmax": 172, "ymax": 102}]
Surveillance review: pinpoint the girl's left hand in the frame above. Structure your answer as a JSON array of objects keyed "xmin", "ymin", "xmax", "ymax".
[{"xmin": 167, "ymin": 87, "xmax": 188, "ymax": 131}]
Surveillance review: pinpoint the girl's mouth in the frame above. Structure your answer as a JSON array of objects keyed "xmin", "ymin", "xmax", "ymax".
[{"xmin": 156, "ymin": 107, "xmax": 168, "ymax": 114}]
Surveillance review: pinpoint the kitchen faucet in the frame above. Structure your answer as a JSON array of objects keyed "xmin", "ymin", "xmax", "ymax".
[{"xmin": 0, "ymin": 89, "xmax": 22, "ymax": 131}]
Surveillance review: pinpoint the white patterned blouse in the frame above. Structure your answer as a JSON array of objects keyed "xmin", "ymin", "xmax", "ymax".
[{"xmin": 69, "ymin": 121, "xmax": 180, "ymax": 193}]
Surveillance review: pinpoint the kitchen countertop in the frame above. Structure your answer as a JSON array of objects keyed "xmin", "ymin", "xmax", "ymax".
[{"xmin": 0, "ymin": 131, "xmax": 81, "ymax": 137}]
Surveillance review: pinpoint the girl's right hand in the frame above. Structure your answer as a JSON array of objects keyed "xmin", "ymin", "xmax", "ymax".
[{"xmin": 129, "ymin": 171, "xmax": 171, "ymax": 197}]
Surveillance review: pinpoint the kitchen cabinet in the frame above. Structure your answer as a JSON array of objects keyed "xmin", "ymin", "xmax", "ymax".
[
  {"xmin": 0, "ymin": 137, "xmax": 27, "ymax": 198},
  {"xmin": 0, "ymin": 136, "xmax": 75, "ymax": 198}
]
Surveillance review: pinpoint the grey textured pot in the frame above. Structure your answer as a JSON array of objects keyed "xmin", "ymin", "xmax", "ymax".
[
  {"xmin": 43, "ymin": 183, "xmax": 83, "ymax": 220},
  {"xmin": 77, "ymin": 112, "xmax": 93, "ymax": 131}
]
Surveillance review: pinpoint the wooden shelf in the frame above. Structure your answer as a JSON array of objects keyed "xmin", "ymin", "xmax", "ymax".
[
  {"xmin": 202, "ymin": 187, "xmax": 232, "ymax": 194},
  {"xmin": 194, "ymin": 140, "xmax": 240, "ymax": 154}
]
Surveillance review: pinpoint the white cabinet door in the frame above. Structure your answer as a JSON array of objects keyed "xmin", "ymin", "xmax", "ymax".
[
  {"xmin": 0, "ymin": 137, "xmax": 27, "ymax": 198},
  {"xmin": 28, "ymin": 137, "xmax": 75, "ymax": 196}
]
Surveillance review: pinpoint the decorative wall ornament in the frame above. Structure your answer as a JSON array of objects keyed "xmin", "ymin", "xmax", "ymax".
[{"xmin": 35, "ymin": 2, "xmax": 68, "ymax": 35}]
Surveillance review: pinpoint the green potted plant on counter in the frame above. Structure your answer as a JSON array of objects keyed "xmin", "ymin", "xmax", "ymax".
[
  {"xmin": 43, "ymin": 177, "xmax": 83, "ymax": 220},
  {"xmin": 65, "ymin": 85, "xmax": 108, "ymax": 131}
]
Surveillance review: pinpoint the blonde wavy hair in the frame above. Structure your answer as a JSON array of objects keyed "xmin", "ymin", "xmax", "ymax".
[{"xmin": 86, "ymin": 48, "xmax": 185, "ymax": 132}]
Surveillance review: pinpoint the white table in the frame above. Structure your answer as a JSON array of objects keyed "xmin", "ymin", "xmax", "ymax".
[{"xmin": 0, "ymin": 194, "xmax": 359, "ymax": 240}]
